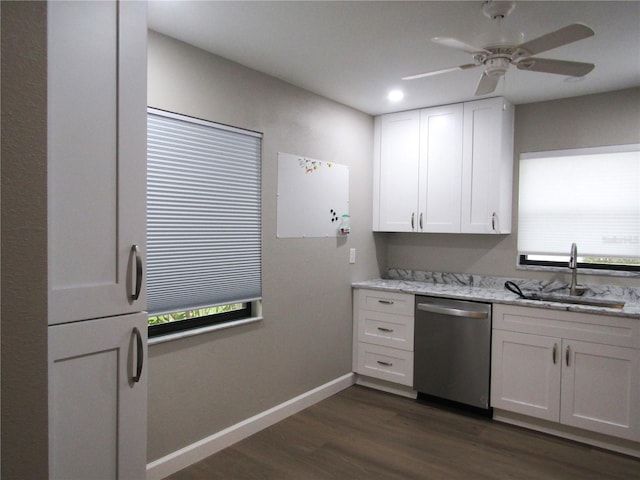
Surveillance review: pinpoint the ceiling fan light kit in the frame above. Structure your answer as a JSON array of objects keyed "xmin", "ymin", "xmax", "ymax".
[{"xmin": 402, "ymin": 0, "xmax": 596, "ymax": 96}]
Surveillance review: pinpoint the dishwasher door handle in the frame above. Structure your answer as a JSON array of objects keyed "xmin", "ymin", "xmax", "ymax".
[{"xmin": 417, "ymin": 303, "xmax": 489, "ymax": 319}]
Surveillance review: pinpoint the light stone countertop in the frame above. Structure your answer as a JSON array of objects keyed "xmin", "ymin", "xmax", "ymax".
[{"xmin": 353, "ymin": 270, "xmax": 640, "ymax": 319}]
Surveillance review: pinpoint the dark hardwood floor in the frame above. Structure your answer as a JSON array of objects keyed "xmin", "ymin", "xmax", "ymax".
[{"xmin": 166, "ymin": 385, "xmax": 640, "ymax": 479}]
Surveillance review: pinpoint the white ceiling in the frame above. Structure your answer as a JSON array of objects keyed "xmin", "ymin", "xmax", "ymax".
[{"xmin": 148, "ymin": 1, "xmax": 640, "ymax": 116}]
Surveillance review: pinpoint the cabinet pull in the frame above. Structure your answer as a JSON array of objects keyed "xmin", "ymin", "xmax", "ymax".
[
  {"xmin": 552, "ymin": 343, "xmax": 558, "ymax": 364},
  {"xmin": 411, "ymin": 212, "xmax": 415, "ymax": 230},
  {"xmin": 377, "ymin": 360, "xmax": 393, "ymax": 367},
  {"xmin": 131, "ymin": 244, "xmax": 143, "ymax": 301},
  {"xmin": 378, "ymin": 300, "xmax": 394, "ymax": 305},
  {"xmin": 132, "ymin": 327, "xmax": 144, "ymax": 383},
  {"xmin": 419, "ymin": 212, "xmax": 423, "ymax": 230},
  {"xmin": 377, "ymin": 327, "xmax": 394, "ymax": 332},
  {"xmin": 491, "ymin": 212, "xmax": 498, "ymax": 232},
  {"xmin": 565, "ymin": 345, "xmax": 571, "ymax": 367}
]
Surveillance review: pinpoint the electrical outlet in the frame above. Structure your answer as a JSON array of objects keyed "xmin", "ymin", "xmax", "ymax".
[{"xmin": 349, "ymin": 248, "xmax": 356, "ymax": 264}]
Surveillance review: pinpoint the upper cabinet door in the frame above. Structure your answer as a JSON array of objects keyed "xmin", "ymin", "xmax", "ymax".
[
  {"xmin": 418, "ymin": 104, "xmax": 463, "ymax": 233},
  {"xmin": 461, "ymin": 97, "xmax": 514, "ymax": 234},
  {"xmin": 48, "ymin": 1, "xmax": 147, "ymax": 324},
  {"xmin": 375, "ymin": 110, "xmax": 420, "ymax": 232}
]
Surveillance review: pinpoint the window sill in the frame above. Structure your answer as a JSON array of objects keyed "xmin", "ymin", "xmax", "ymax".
[
  {"xmin": 148, "ymin": 316, "xmax": 264, "ymax": 346},
  {"xmin": 516, "ymin": 263, "xmax": 640, "ymax": 279}
]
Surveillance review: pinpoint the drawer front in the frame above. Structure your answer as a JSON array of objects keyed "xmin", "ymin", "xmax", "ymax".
[
  {"xmin": 356, "ymin": 343, "xmax": 413, "ymax": 386},
  {"xmin": 358, "ymin": 310, "xmax": 414, "ymax": 351},
  {"xmin": 493, "ymin": 304, "xmax": 640, "ymax": 348},
  {"xmin": 359, "ymin": 289, "xmax": 413, "ymax": 316}
]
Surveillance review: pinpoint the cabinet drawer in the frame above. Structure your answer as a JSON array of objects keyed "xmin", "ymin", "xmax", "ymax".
[
  {"xmin": 358, "ymin": 310, "xmax": 413, "ymax": 351},
  {"xmin": 358, "ymin": 289, "xmax": 413, "ymax": 316},
  {"xmin": 356, "ymin": 343, "xmax": 413, "ymax": 386}
]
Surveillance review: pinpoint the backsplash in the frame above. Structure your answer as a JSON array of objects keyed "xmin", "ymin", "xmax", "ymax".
[{"xmin": 385, "ymin": 269, "xmax": 640, "ymax": 303}]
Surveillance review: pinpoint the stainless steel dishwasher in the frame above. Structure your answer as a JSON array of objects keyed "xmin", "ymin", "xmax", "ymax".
[{"xmin": 414, "ymin": 296, "xmax": 492, "ymax": 414}]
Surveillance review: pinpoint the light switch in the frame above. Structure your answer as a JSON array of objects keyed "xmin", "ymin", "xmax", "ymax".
[{"xmin": 349, "ymin": 248, "xmax": 356, "ymax": 264}]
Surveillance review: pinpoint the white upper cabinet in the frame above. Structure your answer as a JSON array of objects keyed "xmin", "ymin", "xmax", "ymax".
[
  {"xmin": 48, "ymin": 0, "xmax": 147, "ymax": 324},
  {"xmin": 461, "ymin": 97, "xmax": 514, "ymax": 233},
  {"xmin": 419, "ymin": 104, "xmax": 464, "ymax": 233},
  {"xmin": 373, "ymin": 97, "xmax": 514, "ymax": 234},
  {"xmin": 373, "ymin": 110, "xmax": 420, "ymax": 232}
]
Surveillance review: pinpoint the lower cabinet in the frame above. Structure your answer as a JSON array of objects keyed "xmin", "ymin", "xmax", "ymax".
[
  {"xmin": 492, "ymin": 305, "xmax": 640, "ymax": 442},
  {"xmin": 353, "ymin": 289, "xmax": 415, "ymax": 389},
  {"xmin": 491, "ymin": 330, "xmax": 561, "ymax": 422},
  {"xmin": 356, "ymin": 343, "xmax": 413, "ymax": 386},
  {"xmin": 48, "ymin": 313, "xmax": 148, "ymax": 479}
]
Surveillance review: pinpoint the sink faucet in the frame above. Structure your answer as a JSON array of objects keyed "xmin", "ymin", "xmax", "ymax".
[{"xmin": 569, "ymin": 243, "xmax": 586, "ymax": 296}]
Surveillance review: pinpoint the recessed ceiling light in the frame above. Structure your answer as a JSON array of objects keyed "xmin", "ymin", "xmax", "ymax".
[{"xmin": 388, "ymin": 90, "xmax": 404, "ymax": 102}]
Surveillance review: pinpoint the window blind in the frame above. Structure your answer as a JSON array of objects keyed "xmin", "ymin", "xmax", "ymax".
[
  {"xmin": 147, "ymin": 108, "xmax": 262, "ymax": 316},
  {"xmin": 518, "ymin": 145, "xmax": 640, "ymax": 258}
]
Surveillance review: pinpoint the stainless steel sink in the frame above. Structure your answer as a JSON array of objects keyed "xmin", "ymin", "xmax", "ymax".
[
  {"xmin": 530, "ymin": 292, "xmax": 625, "ymax": 309},
  {"xmin": 504, "ymin": 281, "xmax": 626, "ymax": 309}
]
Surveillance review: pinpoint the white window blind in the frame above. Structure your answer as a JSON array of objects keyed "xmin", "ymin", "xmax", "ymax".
[
  {"xmin": 518, "ymin": 145, "xmax": 640, "ymax": 258},
  {"xmin": 147, "ymin": 108, "xmax": 262, "ymax": 316}
]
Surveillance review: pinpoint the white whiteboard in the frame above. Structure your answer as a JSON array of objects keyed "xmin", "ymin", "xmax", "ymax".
[{"xmin": 277, "ymin": 152, "xmax": 349, "ymax": 238}]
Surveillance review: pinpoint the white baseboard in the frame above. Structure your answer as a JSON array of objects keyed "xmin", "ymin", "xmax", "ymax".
[{"xmin": 146, "ymin": 373, "xmax": 356, "ymax": 480}]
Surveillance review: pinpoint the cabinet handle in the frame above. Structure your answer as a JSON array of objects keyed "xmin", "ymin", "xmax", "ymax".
[
  {"xmin": 552, "ymin": 343, "xmax": 558, "ymax": 364},
  {"xmin": 131, "ymin": 244, "xmax": 143, "ymax": 301},
  {"xmin": 377, "ymin": 327, "xmax": 394, "ymax": 332},
  {"xmin": 491, "ymin": 212, "xmax": 498, "ymax": 232},
  {"xmin": 132, "ymin": 327, "xmax": 144, "ymax": 383},
  {"xmin": 565, "ymin": 345, "xmax": 571, "ymax": 367},
  {"xmin": 411, "ymin": 212, "xmax": 415, "ymax": 230},
  {"xmin": 378, "ymin": 300, "xmax": 394, "ymax": 305},
  {"xmin": 419, "ymin": 212, "xmax": 423, "ymax": 230},
  {"xmin": 377, "ymin": 360, "xmax": 393, "ymax": 367}
]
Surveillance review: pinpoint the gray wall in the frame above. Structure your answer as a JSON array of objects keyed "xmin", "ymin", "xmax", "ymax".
[
  {"xmin": 146, "ymin": 31, "xmax": 383, "ymax": 461},
  {"xmin": 1, "ymin": 2, "xmax": 50, "ymax": 478},
  {"xmin": 386, "ymin": 87, "xmax": 640, "ymax": 287}
]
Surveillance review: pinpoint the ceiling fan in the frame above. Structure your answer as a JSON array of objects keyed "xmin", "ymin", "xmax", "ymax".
[{"xmin": 403, "ymin": 1, "xmax": 595, "ymax": 96}]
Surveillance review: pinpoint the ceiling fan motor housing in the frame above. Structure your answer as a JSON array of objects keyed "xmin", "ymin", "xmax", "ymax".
[{"xmin": 484, "ymin": 56, "xmax": 510, "ymax": 77}]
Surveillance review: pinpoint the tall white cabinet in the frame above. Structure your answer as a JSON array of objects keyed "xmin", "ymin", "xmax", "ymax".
[
  {"xmin": 373, "ymin": 97, "xmax": 514, "ymax": 234},
  {"xmin": 47, "ymin": 1, "xmax": 148, "ymax": 478}
]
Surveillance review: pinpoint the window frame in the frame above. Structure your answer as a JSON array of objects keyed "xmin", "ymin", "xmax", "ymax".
[
  {"xmin": 146, "ymin": 107, "xmax": 263, "ymax": 338},
  {"xmin": 518, "ymin": 254, "xmax": 640, "ymax": 273},
  {"xmin": 148, "ymin": 302, "xmax": 253, "ymax": 337},
  {"xmin": 516, "ymin": 144, "xmax": 640, "ymax": 274}
]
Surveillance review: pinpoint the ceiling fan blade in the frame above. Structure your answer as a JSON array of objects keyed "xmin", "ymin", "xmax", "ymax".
[
  {"xmin": 516, "ymin": 23, "xmax": 594, "ymax": 56},
  {"xmin": 432, "ymin": 36, "xmax": 490, "ymax": 55},
  {"xmin": 516, "ymin": 58, "xmax": 595, "ymax": 77},
  {"xmin": 475, "ymin": 72, "xmax": 500, "ymax": 96},
  {"xmin": 402, "ymin": 63, "xmax": 477, "ymax": 81}
]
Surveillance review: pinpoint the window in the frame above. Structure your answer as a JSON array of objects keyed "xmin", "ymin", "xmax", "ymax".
[
  {"xmin": 518, "ymin": 144, "xmax": 640, "ymax": 272},
  {"xmin": 147, "ymin": 108, "xmax": 262, "ymax": 337}
]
